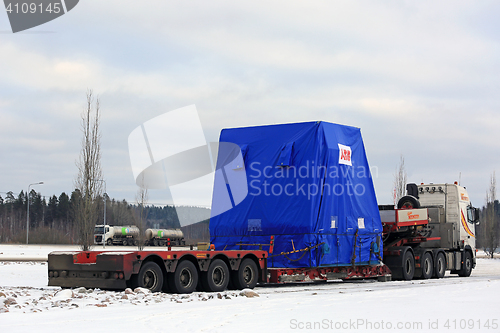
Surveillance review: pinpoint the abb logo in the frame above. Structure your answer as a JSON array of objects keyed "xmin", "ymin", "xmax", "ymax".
[
  {"xmin": 338, "ymin": 144, "xmax": 352, "ymax": 166},
  {"xmin": 341, "ymin": 149, "xmax": 351, "ymax": 162},
  {"xmin": 407, "ymin": 211, "xmax": 420, "ymax": 220}
]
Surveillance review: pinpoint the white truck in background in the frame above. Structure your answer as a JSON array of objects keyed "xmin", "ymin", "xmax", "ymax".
[
  {"xmin": 94, "ymin": 225, "xmax": 140, "ymax": 246},
  {"xmin": 94, "ymin": 225, "xmax": 185, "ymax": 246}
]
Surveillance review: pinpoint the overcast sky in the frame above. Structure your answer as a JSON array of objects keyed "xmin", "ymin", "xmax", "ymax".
[{"xmin": 1, "ymin": 1, "xmax": 499, "ymax": 208}]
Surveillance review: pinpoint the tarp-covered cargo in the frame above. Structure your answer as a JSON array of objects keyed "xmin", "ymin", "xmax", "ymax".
[{"xmin": 210, "ymin": 121, "xmax": 382, "ymax": 268}]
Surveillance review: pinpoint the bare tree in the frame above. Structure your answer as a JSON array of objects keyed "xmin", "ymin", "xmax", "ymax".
[
  {"xmin": 483, "ymin": 172, "xmax": 499, "ymax": 258},
  {"xmin": 74, "ymin": 90, "xmax": 103, "ymax": 251},
  {"xmin": 135, "ymin": 175, "xmax": 148, "ymax": 250},
  {"xmin": 393, "ymin": 154, "xmax": 407, "ymax": 205}
]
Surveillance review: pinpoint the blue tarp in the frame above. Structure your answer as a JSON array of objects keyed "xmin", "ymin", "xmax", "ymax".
[{"xmin": 210, "ymin": 121, "xmax": 382, "ymax": 268}]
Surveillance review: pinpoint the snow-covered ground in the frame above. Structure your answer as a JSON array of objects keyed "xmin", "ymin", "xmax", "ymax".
[
  {"xmin": 0, "ymin": 244, "xmax": 193, "ymax": 261},
  {"xmin": 0, "ymin": 245, "xmax": 499, "ymax": 332}
]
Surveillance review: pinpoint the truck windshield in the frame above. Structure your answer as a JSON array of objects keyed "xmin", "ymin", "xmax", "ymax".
[{"xmin": 94, "ymin": 226, "xmax": 105, "ymax": 234}]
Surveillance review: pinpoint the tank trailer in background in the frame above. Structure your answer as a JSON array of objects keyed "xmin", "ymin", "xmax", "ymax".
[{"xmin": 94, "ymin": 225, "xmax": 185, "ymax": 247}]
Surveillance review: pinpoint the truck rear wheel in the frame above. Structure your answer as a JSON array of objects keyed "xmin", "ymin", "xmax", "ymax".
[
  {"xmin": 201, "ymin": 259, "xmax": 230, "ymax": 292},
  {"xmin": 433, "ymin": 252, "xmax": 446, "ymax": 278},
  {"xmin": 232, "ymin": 258, "xmax": 258, "ymax": 289},
  {"xmin": 168, "ymin": 260, "xmax": 198, "ymax": 294},
  {"xmin": 419, "ymin": 252, "xmax": 433, "ymax": 279},
  {"xmin": 458, "ymin": 251, "xmax": 472, "ymax": 277},
  {"xmin": 133, "ymin": 262, "xmax": 163, "ymax": 293},
  {"xmin": 402, "ymin": 250, "xmax": 415, "ymax": 281}
]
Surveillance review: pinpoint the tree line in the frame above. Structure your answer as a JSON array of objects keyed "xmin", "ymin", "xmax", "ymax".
[
  {"xmin": 477, "ymin": 172, "xmax": 500, "ymax": 258},
  {"xmin": 0, "ymin": 189, "xmax": 181, "ymax": 244}
]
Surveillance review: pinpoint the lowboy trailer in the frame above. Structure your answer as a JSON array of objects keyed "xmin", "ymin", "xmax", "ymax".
[
  {"xmin": 47, "ymin": 244, "xmax": 391, "ymax": 294},
  {"xmin": 48, "ymin": 121, "xmax": 479, "ymax": 293}
]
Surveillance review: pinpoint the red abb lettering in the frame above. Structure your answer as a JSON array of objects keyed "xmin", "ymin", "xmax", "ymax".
[{"xmin": 341, "ymin": 149, "xmax": 351, "ymax": 162}]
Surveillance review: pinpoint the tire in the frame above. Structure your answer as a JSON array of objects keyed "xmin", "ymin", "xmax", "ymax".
[
  {"xmin": 133, "ymin": 262, "xmax": 163, "ymax": 293},
  {"xmin": 133, "ymin": 240, "xmax": 138, "ymax": 246},
  {"xmin": 122, "ymin": 240, "xmax": 128, "ymax": 246},
  {"xmin": 106, "ymin": 239, "xmax": 113, "ymax": 246},
  {"xmin": 201, "ymin": 259, "xmax": 230, "ymax": 292},
  {"xmin": 159, "ymin": 240, "xmax": 166, "ymax": 247},
  {"xmin": 397, "ymin": 195, "xmax": 420, "ymax": 209},
  {"xmin": 153, "ymin": 239, "xmax": 159, "ymax": 247},
  {"xmin": 232, "ymin": 258, "xmax": 258, "ymax": 289},
  {"xmin": 127, "ymin": 239, "xmax": 135, "ymax": 246},
  {"xmin": 402, "ymin": 250, "xmax": 415, "ymax": 281},
  {"xmin": 420, "ymin": 252, "xmax": 433, "ymax": 279},
  {"xmin": 433, "ymin": 252, "xmax": 446, "ymax": 278},
  {"xmin": 458, "ymin": 251, "xmax": 473, "ymax": 277},
  {"xmin": 168, "ymin": 260, "xmax": 198, "ymax": 294}
]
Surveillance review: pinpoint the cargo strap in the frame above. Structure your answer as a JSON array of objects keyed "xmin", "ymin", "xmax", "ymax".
[{"xmin": 269, "ymin": 242, "xmax": 325, "ymax": 262}]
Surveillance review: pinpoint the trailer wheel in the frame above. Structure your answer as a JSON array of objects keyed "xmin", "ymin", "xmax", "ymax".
[
  {"xmin": 153, "ymin": 239, "xmax": 159, "ymax": 246},
  {"xmin": 397, "ymin": 195, "xmax": 420, "ymax": 209},
  {"xmin": 122, "ymin": 240, "xmax": 128, "ymax": 246},
  {"xmin": 106, "ymin": 239, "xmax": 113, "ymax": 246},
  {"xmin": 402, "ymin": 250, "xmax": 415, "ymax": 281},
  {"xmin": 232, "ymin": 258, "xmax": 258, "ymax": 289},
  {"xmin": 458, "ymin": 251, "xmax": 472, "ymax": 277},
  {"xmin": 134, "ymin": 262, "xmax": 163, "ymax": 293},
  {"xmin": 433, "ymin": 252, "xmax": 446, "ymax": 278},
  {"xmin": 201, "ymin": 259, "xmax": 230, "ymax": 292},
  {"xmin": 420, "ymin": 252, "xmax": 433, "ymax": 279},
  {"xmin": 168, "ymin": 260, "xmax": 198, "ymax": 294}
]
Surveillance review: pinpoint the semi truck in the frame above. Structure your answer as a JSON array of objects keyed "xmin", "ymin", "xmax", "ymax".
[
  {"xmin": 48, "ymin": 121, "xmax": 480, "ymax": 294},
  {"xmin": 380, "ymin": 182, "xmax": 479, "ymax": 280},
  {"xmin": 94, "ymin": 225, "xmax": 185, "ymax": 247}
]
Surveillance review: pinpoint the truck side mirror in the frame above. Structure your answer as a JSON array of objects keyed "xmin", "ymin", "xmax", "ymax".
[{"xmin": 467, "ymin": 205, "xmax": 480, "ymax": 224}]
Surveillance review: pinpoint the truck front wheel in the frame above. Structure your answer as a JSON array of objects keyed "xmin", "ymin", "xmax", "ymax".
[
  {"xmin": 168, "ymin": 260, "xmax": 198, "ymax": 294},
  {"xmin": 232, "ymin": 258, "xmax": 258, "ymax": 289},
  {"xmin": 133, "ymin": 262, "xmax": 163, "ymax": 293},
  {"xmin": 458, "ymin": 251, "xmax": 472, "ymax": 277},
  {"xmin": 106, "ymin": 239, "xmax": 113, "ymax": 246}
]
